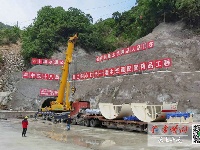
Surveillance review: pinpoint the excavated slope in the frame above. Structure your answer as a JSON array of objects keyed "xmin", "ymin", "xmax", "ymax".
[{"xmin": 2, "ymin": 22, "xmax": 200, "ymax": 114}]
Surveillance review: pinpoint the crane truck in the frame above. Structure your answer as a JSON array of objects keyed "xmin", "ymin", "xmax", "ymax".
[{"xmin": 36, "ymin": 34, "xmax": 88, "ymax": 120}]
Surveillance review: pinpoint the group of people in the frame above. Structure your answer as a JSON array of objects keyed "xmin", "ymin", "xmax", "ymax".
[{"xmin": 21, "ymin": 114, "xmax": 72, "ymax": 137}]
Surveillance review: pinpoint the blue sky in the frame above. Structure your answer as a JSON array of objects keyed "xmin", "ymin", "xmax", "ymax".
[{"xmin": 0, "ymin": 0, "xmax": 136, "ymax": 29}]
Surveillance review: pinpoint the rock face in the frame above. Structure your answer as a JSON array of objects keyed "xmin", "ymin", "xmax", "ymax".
[
  {"xmin": 1, "ymin": 22, "xmax": 200, "ymax": 113},
  {"xmin": 0, "ymin": 43, "xmax": 24, "ymax": 107}
]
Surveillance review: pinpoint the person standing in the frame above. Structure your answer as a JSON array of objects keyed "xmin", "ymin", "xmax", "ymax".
[
  {"xmin": 22, "ymin": 116, "xmax": 28, "ymax": 137},
  {"xmin": 66, "ymin": 114, "xmax": 72, "ymax": 131}
]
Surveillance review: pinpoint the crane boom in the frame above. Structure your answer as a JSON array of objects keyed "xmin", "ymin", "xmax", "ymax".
[{"xmin": 56, "ymin": 34, "xmax": 78, "ymax": 104}]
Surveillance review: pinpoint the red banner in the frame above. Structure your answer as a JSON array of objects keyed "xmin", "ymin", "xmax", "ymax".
[
  {"xmin": 95, "ymin": 40, "xmax": 155, "ymax": 63},
  {"xmin": 40, "ymin": 89, "xmax": 58, "ymax": 97},
  {"xmin": 31, "ymin": 58, "xmax": 65, "ymax": 66},
  {"xmin": 72, "ymin": 57, "xmax": 172, "ymax": 80},
  {"xmin": 22, "ymin": 72, "xmax": 60, "ymax": 81}
]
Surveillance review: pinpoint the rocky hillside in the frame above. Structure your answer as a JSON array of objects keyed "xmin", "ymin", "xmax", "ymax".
[
  {"xmin": 1, "ymin": 22, "xmax": 200, "ymax": 115},
  {"xmin": 0, "ymin": 43, "xmax": 24, "ymax": 108}
]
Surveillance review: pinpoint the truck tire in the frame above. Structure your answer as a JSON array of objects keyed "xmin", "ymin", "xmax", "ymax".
[
  {"xmin": 90, "ymin": 119, "xmax": 97, "ymax": 127},
  {"xmin": 72, "ymin": 119, "xmax": 77, "ymax": 125},
  {"xmin": 84, "ymin": 119, "xmax": 90, "ymax": 127}
]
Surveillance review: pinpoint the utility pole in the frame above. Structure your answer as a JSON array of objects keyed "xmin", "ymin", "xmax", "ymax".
[{"xmin": 16, "ymin": 21, "xmax": 18, "ymax": 27}]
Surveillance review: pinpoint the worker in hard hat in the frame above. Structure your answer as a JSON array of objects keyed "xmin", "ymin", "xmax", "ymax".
[
  {"xmin": 22, "ymin": 116, "xmax": 29, "ymax": 137},
  {"xmin": 66, "ymin": 114, "xmax": 72, "ymax": 131}
]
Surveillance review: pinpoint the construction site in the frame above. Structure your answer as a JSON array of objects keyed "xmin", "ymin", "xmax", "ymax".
[{"xmin": 0, "ymin": 1, "xmax": 200, "ymax": 150}]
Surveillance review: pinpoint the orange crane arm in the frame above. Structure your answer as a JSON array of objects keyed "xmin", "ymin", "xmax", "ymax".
[{"xmin": 56, "ymin": 34, "xmax": 78, "ymax": 106}]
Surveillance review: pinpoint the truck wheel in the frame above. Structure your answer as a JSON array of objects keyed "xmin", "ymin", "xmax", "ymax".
[
  {"xmin": 84, "ymin": 119, "xmax": 90, "ymax": 127},
  {"xmin": 72, "ymin": 119, "xmax": 77, "ymax": 125},
  {"xmin": 90, "ymin": 119, "xmax": 97, "ymax": 127}
]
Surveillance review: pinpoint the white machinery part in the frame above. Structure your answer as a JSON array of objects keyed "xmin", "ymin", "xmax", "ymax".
[
  {"xmin": 130, "ymin": 102, "xmax": 178, "ymax": 122},
  {"xmin": 130, "ymin": 103, "xmax": 163, "ymax": 122},
  {"xmin": 99, "ymin": 103, "xmax": 133, "ymax": 119}
]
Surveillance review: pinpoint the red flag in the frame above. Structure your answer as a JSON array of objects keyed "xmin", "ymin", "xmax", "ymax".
[
  {"xmin": 115, "ymin": 66, "xmax": 121, "ymax": 75},
  {"xmin": 37, "ymin": 59, "xmax": 43, "ymax": 65},
  {"xmin": 120, "ymin": 66, "xmax": 127, "ymax": 74},
  {"xmin": 89, "ymin": 72, "xmax": 94, "ymax": 79},
  {"xmin": 139, "ymin": 62, "xmax": 147, "ymax": 71},
  {"xmin": 48, "ymin": 74, "xmax": 55, "ymax": 80},
  {"xmin": 121, "ymin": 49, "xmax": 125, "ymax": 55},
  {"xmin": 111, "ymin": 52, "xmax": 116, "ymax": 58},
  {"xmin": 104, "ymin": 68, "xmax": 110, "ymax": 76},
  {"xmin": 76, "ymin": 74, "xmax": 80, "ymax": 80},
  {"xmin": 141, "ymin": 42, "xmax": 147, "ymax": 50},
  {"xmin": 43, "ymin": 59, "xmax": 48, "ymax": 65},
  {"xmin": 29, "ymin": 72, "xmax": 36, "ymax": 79},
  {"xmin": 155, "ymin": 60, "xmax": 163, "ymax": 68},
  {"xmin": 133, "ymin": 64, "xmax": 139, "ymax": 72},
  {"xmin": 84, "ymin": 72, "xmax": 90, "ymax": 79},
  {"xmin": 93, "ymin": 70, "xmax": 99, "ymax": 78},
  {"xmin": 42, "ymin": 73, "xmax": 49, "ymax": 80},
  {"xmin": 116, "ymin": 50, "xmax": 121, "ymax": 57},
  {"xmin": 147, "ymin": 41, "xmax": 154, "ymax": 49},
  {"xmin": 59, "ymin": 60, "xmax": 64, "ymax": 66},
  {"xmin": 108, "ymin": 68, "xmax": 115, "ymax": 76},
  {"xmin": 80, "ymin": 73, "xmax": 85, "ymax": 80},
  {"xmin": 125, "ymin": 47, "xmax": 130, "ymax": 54},
  {"xmin": 126, "ymin": 64, "xmax": 133, "ymax": 73},
  {"xmin": 47, "ymin": 59, "xmax": 53, "ymax": 65},
  {"xmin": 98, "ymin": 70, "xmax": 104, "ymax": 77},
  {"xmin": 163, "ymin": 58, "xmax": 172, "ymax": 68},
  {"xmin": 22, "ymin": 72, "xmax": 29, "ymax": 79},
  {"xmin": 130, "ymin": 45, "xmax": 136, "ymax": 53},
  {"xmin": 36, "ymin": 73, "xmax": 42, "ymax": 79},
  {"xmin": 147, "ymin": 60, "xmax": 155, "ymax": 70},
  {"xmin": 53, "ymin": 59, "xmax": 59, "ymax": 65},
  {"xmin": 31, "ymin": 58, "xmax": 37, "ymax": 65},
  {"xmin": 99, "ymin": 55, "xmax": 103, "ymax": 62},
  {"xmin": 107, "ymin": 53, "xmax": 112, "ymax": 60},
  {"xmin": 103, "ymin": 54, "xmax": 108, "ymax": 61},
  {"xmin": 136, "ymin": 44, "xmax": 141, "ymax": 51}
]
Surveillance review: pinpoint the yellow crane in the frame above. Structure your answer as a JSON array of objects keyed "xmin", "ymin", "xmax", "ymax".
[{"xmin": 41, "ymin": 34, "xmax": 78, "ymax": 112}]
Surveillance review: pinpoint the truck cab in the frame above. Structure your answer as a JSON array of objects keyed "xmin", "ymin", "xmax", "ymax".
[{"xmin": 70, "ymin": 101, "xmax": 90, "ymax": 117}]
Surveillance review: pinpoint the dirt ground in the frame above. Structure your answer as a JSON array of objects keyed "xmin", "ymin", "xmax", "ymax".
[{"xmin": 0, "ymin": 118, "xmax": 200, "ymax": 150}]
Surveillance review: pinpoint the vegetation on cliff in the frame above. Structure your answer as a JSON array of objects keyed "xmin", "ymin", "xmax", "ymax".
[{"xmin": 0, "ymin": 0, "xmax": 199, "ymax": 64}]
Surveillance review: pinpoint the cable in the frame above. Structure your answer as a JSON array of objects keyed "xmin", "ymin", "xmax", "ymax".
[
  {"xmin": 84, "ymin": 0, "xmax": 132, "ymax": 10},
  {"xmin": 3, "ymin": 1, "xmax": 133, "ymax": 28}
]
